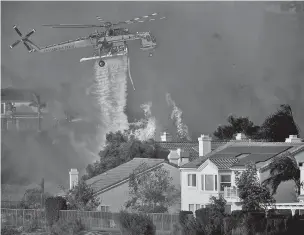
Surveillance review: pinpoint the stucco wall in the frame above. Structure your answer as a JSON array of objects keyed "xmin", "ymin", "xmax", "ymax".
[
  {"xmin": 96, "ymin": 163, "xmax": 181, "ymax": 213},
  {"xmin": 181, "ymin": 160, "xmax": 219, "ymax": 211}
]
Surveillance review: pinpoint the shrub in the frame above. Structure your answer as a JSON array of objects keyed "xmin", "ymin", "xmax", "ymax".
[
  {"xmin": 179, "ymin": 211, "xmax": 197, "ymax": 234},
  {"xmin": 1, "ymin": 227, "xmax": 21, "ymax": 235},
  {"xmin": 244, "ymin": 212, "xmax": 266, "ymax": 235},
  {"xmin": 117, "ymin": 210, "xmax": 156, "ymax": 235},
  {"xmin": 223, "ymin": 216, "xmax": 240, "ymax": 235},
  {"xmin": 23, "ymin": 218, "xmax": 40, "ymax": 233},
  {"xmin": 50, "ymin": 218, "xmax": 85, "ymax": 235},
  {"xmin": 45, "ymin": 196, "xmax": 67, "ymax": 226}
]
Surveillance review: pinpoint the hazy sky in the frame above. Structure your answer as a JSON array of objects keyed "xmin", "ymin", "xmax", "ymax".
[
  {"xmin": 2, "ymin": 1, "xmax": 304, "ymax": 190},
  {"xmin": 2, "ymin": 1, "xmax": 304, "ymax": 137}
]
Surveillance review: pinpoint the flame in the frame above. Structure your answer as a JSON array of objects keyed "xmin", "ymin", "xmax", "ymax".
[{"xmin": 128, "ymin": 102, "xmax": 156, "ymax": 141}]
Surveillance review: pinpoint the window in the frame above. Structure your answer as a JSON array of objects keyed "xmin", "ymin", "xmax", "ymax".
[
  {"xmin": 201, "ymin": 174, "xmax": 217, "ymax": 191},
  {"xmin": 100, "ymin": 205, "xmax": 110, "ymax": 212},
  {"xmin": 205, "ymin": 175, "xmax": 214, "ymax": 191},
  {"xmin": 189, "ymin": 204, "xmax": 194, "ymax": 212},
  {"xmin": 1, "ymin": 103, "xmax": 5, "ymax": 114},
  {"xmin": 196, "ymin": 204, "xmax": 200, "ymax": 211},
  {"xmin": 220, "ymin": 175, "xmax": 231, "ymax": 191},
  {"xmin": 188, "ymin": 174, "xmax": 196, "ymax": 187}
]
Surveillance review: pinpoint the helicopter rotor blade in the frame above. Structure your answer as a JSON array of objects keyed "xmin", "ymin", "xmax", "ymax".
[
  {"xmin": 13, "ymin": 25, "xmax": 23, "ymax": 37},
  {"xmin": 96, "ymin": 16, "xmax": 105, "ymax": 23},
  {"xmin": 10, "ymin": 40, "xmax": 21, "ymax": 49},
  {"xmin": 23, "ymin": 42, "xmax": 32, "ymax": 52},
  {"xmin": 25, "ymin": 29, "xmax": 35, "ymax": 38},
  {"xmin": 113, "ymin": 13, "xmax": 166, "ymax": 27},
  {"xmin": 42, "ymin": 24, "xmax": 105, "ymax": 28}
]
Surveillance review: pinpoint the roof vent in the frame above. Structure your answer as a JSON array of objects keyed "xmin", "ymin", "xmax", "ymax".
[
  {"xmin": 235, "ymin": 133, "xmax": 247, "ymax": 141},
  {"xmin": 285, "ymin": 135, "xmax": 302, "ymax": 143},
  {"xmin": 160, "ymin": 131, "xmax": 172, "ymax": 142},
  {"xmin": 236, "ymin": 153, "xmax": 250, "ymax": 159}
]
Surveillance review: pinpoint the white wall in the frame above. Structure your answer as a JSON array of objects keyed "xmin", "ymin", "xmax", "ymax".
[{"xmin": 181, "ymin": 160, "xmax": 220, "ymax": 211}]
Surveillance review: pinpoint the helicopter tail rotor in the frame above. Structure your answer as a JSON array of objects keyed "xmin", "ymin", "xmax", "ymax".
[{"xmin": 10, "ymin": 25, "xmax": 35, "ymax": 52}]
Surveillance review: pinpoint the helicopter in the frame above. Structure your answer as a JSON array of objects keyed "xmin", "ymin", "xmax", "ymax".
[{"xmin": 10, "ymin": 13, "xmax": 165, "ymax": 68}]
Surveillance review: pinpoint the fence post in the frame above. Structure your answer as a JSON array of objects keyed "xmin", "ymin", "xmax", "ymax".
[
  {"xmin": 23, "ymin": 209, "xmax": 24, "ymax": 226},
  {"xmin": 15, "ymin": 209, "xmax": 18, "ymax": 226},
  {"xmin": 162, "ymin": 213, "xmax": 164, "ymax": 231},
  {"xmin": 171, "ymin": 214, "xmax": 173, "ymax": 231}
]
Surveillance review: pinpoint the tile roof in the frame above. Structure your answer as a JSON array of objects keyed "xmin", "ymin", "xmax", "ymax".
[
  {"xmin": 86, "ymin": 158, "xmax": 167, "ymax": 193},
  {"xmin": 156, "ymin": 140, "xmax": 228, "ymax": 161},
  {"xmin": 181, "ymin": 140, "xmax": 304, "ymax": 170}
]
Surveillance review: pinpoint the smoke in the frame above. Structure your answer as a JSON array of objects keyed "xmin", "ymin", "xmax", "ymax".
[
  {"xmin": 128, "ymin": 102, "xmax": 156, "ymax": 141},
  {"xmin": 166, "ymin": 93, "xmax": 191, "ymax": 141}
]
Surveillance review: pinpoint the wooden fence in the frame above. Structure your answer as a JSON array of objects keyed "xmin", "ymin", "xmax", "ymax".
[{"xmin": 1, "ymin": 208, "xmax": 180, "ymax": 232}]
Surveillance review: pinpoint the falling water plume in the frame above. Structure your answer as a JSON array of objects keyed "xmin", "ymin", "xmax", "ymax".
[{"xmin": 90, "ymin": 56, "xmax": 130, "ymax": 149}]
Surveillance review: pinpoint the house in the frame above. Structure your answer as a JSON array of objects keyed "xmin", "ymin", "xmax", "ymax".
[
  {"xmin": 180, "ymin": 133, "xmax": 304, "ymax": 214},
  {"xmin": 156, "ymin": 131, "xmax": 228, "ymax": 165},
  {"xmin": 78, "ymin": 158, "xmax": 181, "ymax": 213},
  {"xmin": 1, "ymin": 88, "xmax": 46, "ymax": 131}
]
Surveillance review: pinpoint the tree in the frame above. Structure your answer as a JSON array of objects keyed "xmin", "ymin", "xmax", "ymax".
[
  {"xmin": 19, "ymin": 187, "xmax": 51, "ymax": 209},
  {"xmin": 262, "ymin": 151, "xmax": 303, "ymax": 197},
  {"xmin": 63, "ymin": 180, "xmax": 100, "ymax": 211},
  {"xmin": 82, "ymin": 131, "xmax": 169, "ymax": 180},
  {"xmin": 125, "ymin": 163, "xmax": 179, "ymax": 213},
  {"xmin": 235, "ymin": 162, "xmax": 275, "ymax": 211},
  {"xmin": 213, "ymin": 115, "xmax": 260, "ymax": 140},
  {"xmin": 205, "ymin": 195, "xmax": 227, "ymax": 235},
  {"xmin": 259, "ymin": 104, "xmax": 300, "ymax": 142},
  {"xmin": 29, "ymin": 93, "xmax": 46, "ymax": 132}
]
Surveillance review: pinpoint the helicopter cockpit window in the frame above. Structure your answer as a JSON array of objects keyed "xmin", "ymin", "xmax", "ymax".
[
  {"xmin": 108, "ymin": 29, "xmax": 114, "ymax": 36},
  {"xmin": 145, "ymin": 35, "xmax": 151, "ymax": 42}
]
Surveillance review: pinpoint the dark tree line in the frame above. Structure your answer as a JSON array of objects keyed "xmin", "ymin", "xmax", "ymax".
[
  {"xmin": 213, "ymin": 104, "xmax": 300, "ymax": 142},
  {"xmin": 82, "ymin": 131, "xmax": 170, "ymax": 180}
]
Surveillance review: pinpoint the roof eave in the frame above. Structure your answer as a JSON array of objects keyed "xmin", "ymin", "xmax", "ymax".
[{"xmin": 91, "ymin": 161, "xmax": 166, "ymax": 196}]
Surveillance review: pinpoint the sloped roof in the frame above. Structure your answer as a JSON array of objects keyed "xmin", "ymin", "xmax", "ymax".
[
  {"xmin": 86, "ymin": 158, "xmax": 170, "ymax": 194},
  {"xmin": 156, "ymin": 140, "xmax": 228, "ymax": 161},
  {"xmin": 1, "ymin": 88, "xmax": 34, "ymax": 102},
  {"xmin": 181, "ymin": 140, "xmax": 304, "ymax": 170}
]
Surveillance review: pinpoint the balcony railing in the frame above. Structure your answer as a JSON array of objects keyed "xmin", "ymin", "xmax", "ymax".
[{"xmin": 224, "ymin": 187, "xmax": 239, "ymax": 200}]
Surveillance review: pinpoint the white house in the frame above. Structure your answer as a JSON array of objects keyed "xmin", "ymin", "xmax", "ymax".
[{"xmin": 179, "ymin": 133, "xmax": 304, "ymax": 214}]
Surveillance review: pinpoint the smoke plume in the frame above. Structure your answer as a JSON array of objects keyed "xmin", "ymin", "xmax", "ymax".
[
  {"xmin": 128, "ymin": 102, "xmax": 156, "ymax": 141},
  {"xmin": 166, "ymin": 93, "xmax": 191, "ymax": 141}
]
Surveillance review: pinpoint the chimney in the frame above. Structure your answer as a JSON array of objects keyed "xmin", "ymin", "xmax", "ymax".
[
  {"xmin": 69, "ymin": 168, "xmax": 79, "ymax": 190},
  {"xmin": 177, "ymin": 148, "xmax": 190, "ymax": 166},
  {"xmin": 168, "ymin": 150, "xmax": 179, "ymax": 165},
  {"xmin": 160, "ymin": 131, "xmax": 172, "ymax": 142},
  {"xmin": 198, "ymin": 134, "xmax": 212, "ymax": 156},
  {"xmin": 235, "ymin": 133, "xmax": 247, "ymax": 141},
  {"xmin": 285, "ymin": 135, "xmax": 302, "ymax": 143}
]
